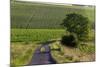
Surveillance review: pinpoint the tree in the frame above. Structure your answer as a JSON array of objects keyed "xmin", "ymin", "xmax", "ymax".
[
  {"xmin": 61, "ymin": 13, "xmax": 91, "ymax": 40},
  {"xmin": 61, "ymin": 33, "xmax": 78, "ymax": 47}
]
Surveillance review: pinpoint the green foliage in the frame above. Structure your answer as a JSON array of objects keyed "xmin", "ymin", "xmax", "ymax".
[
  {"xmin": 79, "ymin": 44, "xmax": 95, "ymax": 53},
  {"xmin": 61, "ymin": 13, "xmax": 91, "ymax": 40},
  {"xmin": 11, "ymin": 29, "xmax": 65, "ymax": 42},
  {"xmin": 61, "ymin": 33, "xmax": 78, "ymax": 47},
  {"xmin": 11, "ymin": 1, "xmax": 95, "ymax": 29}
]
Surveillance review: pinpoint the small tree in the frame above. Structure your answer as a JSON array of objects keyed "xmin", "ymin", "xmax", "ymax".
[{"xmin": 61, "ymin": 13, "xmax": 91, "ymax": 40}]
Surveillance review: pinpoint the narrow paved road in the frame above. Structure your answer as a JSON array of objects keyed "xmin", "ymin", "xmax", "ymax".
[{"xmin": 28, "ymin": 44, "xmax": 56, "ymax": 65}]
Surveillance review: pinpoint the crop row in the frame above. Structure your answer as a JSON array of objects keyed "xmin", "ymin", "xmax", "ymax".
[
  {"xmin": 11, "ymin": 29, "xmax": 65, "ymax": 42},
  {"xmin": 11, "ymin": 1, "xmax": 95, "ymax": 29}
]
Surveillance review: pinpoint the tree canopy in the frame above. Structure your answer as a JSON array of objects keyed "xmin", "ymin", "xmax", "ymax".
[{"xmin": 61, "ymin": 13, "xmax": 91, "ymax": 40}]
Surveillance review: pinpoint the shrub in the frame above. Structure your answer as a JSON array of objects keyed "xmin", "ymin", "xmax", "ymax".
[{"xmin": 61, "ymin": 33, "xmax": 78, "ymax": 47}]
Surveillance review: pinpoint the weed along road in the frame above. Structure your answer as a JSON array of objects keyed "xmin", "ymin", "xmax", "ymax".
[{"xmin": 28, "ymin": 43, "xmax": 56, "ymax": 65}]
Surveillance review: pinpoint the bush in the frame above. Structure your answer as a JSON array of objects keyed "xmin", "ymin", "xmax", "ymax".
[{"xmin": 61, "ymin": 33, "xmax": 78, "ymax": 47}]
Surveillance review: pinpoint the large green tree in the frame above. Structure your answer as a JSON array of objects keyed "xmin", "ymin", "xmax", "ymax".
[{"xmin": 61, "ymin": 13, "xmax": 91, "ymax": 40}]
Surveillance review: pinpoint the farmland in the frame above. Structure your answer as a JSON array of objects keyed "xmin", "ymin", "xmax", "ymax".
[
  {"xmin": 11, "ymin": 29, "xmax": 65, "ymax": 42},
  {"xmin": 11, "ymin": 1, "xmax": 95, "ymax": 42},
  {"xmin": 11, "ymin": 1, "xmax": 95, "ymax": 66},
  {"xmin": 11, "ymin": 1, "xmax": 95, "ymax": 29}
]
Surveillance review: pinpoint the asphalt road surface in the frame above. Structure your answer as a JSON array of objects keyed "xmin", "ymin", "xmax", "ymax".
[{"xmin": 28, "ymin": 44, "xmax": 56, "ymax": 65}]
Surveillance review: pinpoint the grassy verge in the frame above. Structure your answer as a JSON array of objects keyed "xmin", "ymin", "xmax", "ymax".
[
  {"xmin": 11, "ymin": 42, "xmax": 41, "ymax": 67},
  {"xmin": 50, "ymin": 41, "xmax": 95, "ymax": 63}
]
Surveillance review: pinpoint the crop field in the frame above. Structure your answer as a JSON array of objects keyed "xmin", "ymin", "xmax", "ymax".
[
  {"xmin": 11, "ymin": 1, "xmax": 95, "ymax": 66},
  {"xmin": 11, "ymin": 29, "xmax": 65, "ymax": 42},
  {"xmin": 11, "ymin": 1, "xmax": 95, "ymax": 29}
]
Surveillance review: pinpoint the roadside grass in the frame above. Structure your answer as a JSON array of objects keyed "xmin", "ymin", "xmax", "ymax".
[
  {"xmin": 78, "ymin": 43, "xmax": 95, "ymax": 54},
  {"xmin": 50, "ymin": 41, "xmax": 95, "ymax": 63},
  {"xmin": 11, "ymin": 42, "xmax": 41, "ymax": 67}
]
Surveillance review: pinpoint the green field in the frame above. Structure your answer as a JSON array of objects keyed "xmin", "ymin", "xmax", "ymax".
[
  {"xmin": 11, "ymin": 1, "xmax": 95, "ymax": 29},
  {"xmin": 11, "ymin": 1, "xmax": 95, "ymax": 66},
  {"xmin": 11, "ymin": 29, "xmax": 65, "ymax": 42}
]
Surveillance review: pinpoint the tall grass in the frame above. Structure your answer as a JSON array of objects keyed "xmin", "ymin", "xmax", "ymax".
[
  {"xmin": 11, "ymin": 42, "xmax": 41, "ymax": 66},
  {"xmin": 78, "ymin": 43, "xmax": 95, "ymax": 54},
  {"xmin": 50, "ymin": 41, "xmax": 95, "ymax": 63}
]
